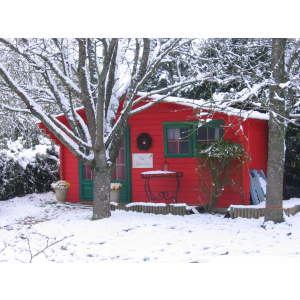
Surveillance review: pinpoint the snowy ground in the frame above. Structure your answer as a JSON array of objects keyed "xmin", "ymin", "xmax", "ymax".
[{"xmin": 1, "ymin": 192, "xmax": 300, "ymax": 264}]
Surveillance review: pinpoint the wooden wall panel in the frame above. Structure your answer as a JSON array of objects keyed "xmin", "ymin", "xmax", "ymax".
[
  {"xmin": 129, "ymin": 102, "xmax": 244, "ymax": 207},
  {"xmin": 40, "ymin": 98, "xmax": 268, "ymax": 208},
  {"xmin": 248, "ymin": 119, "xmax": 268, "ymax": 175},
  {"xmin": 62, "ymin": 145, "xmax": 80, "ymax": 202}
]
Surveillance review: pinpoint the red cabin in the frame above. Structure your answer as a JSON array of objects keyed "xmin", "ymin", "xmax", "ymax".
[{"xmin": 39, "ymin": 95, "xmax": 269, "ymax": 210}]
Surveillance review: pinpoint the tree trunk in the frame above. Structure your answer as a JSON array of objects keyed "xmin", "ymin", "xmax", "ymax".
[
  {"xmin": 92, "ymin": 169, "xmax": 112, "ymax": 220},
  {"xmin": 209, "ymin": 196, "xmax": 220, "ymax": 214},
  {"xmin": 13, "ymin": 127, "xmax": 19, "ymax": 141},
  {"xmin": 265, "ymin": 38, "xmax": 287, "ymax": 223}
]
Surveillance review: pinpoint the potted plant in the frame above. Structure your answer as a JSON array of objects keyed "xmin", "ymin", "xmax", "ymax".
[
  {"xmin": 51, "ymin": 180, "xmax": 71, "ymax": 204},
  {"xmin": 110, "ymin": 182, "xmax": 122, "ymax": 203}
]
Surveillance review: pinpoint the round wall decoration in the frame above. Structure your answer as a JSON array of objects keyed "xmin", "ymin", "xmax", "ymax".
[{"xmin": 136, "ymin": 133, "xmax": 152, "ymax": 151}]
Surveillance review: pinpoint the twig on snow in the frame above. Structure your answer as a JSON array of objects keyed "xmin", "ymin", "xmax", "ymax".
[
  {"xmin": 0, "ymin": 242, "xmax": 8, "ymax": 262},
  {"xmin": 24, "ymin": 235, "xmax": 74, "ymax": 263}
]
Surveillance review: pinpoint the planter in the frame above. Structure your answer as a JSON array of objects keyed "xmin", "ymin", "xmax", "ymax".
[
  {"xmin": 55, "ymin": 188, "xmax": 69, "ymax": 204},
  {"xmin": 110, "ymin": 189, "xmax": 121, "ymax": 203}
]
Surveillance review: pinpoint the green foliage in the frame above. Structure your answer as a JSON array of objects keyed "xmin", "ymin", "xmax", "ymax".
[
  {"xmin": 285, "ymin": 123, "xmax": 300, "ymax": 183},
  {"xmin": 195, "ymin": 139, "xmax": 250, "ymax": 213},
  {"xmin": 0, "ymin": 145, "xmax": 60, "ymax": 201},
  {"xmin": 0, "ymin": 137, "xmax": 7, "ymax": 150},
  {"xmin": 196, "ymin": 139, "xmax": 250, "ymax": 160},
  {"xmin": 140, "ymin": 38, "xmax": 272, "ymax": 104}
]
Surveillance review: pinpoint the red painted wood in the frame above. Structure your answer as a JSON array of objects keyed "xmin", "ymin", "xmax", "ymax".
[
  {"xmin": 62, "ymin": 145, "xmax": 80, "ymax": 202},
  {"xmin": 39, "ymin": 96, "xmax": 269, "ymax": 208},
  {"xmin": 128, "ymin": 101, "xmax": 247, "ymax": 207}
]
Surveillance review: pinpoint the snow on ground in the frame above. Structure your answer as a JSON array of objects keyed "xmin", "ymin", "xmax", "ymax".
[{"xmin": 1, "ymin": 192, "xmax": 300, "ymax": 263}]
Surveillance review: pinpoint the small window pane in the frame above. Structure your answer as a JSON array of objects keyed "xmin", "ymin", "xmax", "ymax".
[
  {"xmin": 119, "ymin": 165, "xmax": 126, "ymax": 180},
  {"xmin": 112, "ymin": 137, "xmax": 126, "ymax": 180},
  {"xmin": 167, "ymin": 141, "xmax": 178, "ymax": 154},
  {"xmin": 118, "ymin": 147, "xmax": 125, "ymax": 164},
  {"xmin": 83, "ymin": 163, "xmax": 93, "ymax": 179},
  {"xmin": 167, "ymin": 128, "xmax": 179, "ymax": 140},
  {"xmin": 214, "ymin": 128, "xmax": 219, "ymax": 140},
  {"xmin": 179, "ymin": 141, "xmax": 189, "ymax": 153},
  {"xmin": 179, "ymin": 128, "xmax": 189, "ymax": 140},
  {"xmin": 167, "ymin": 127, "xmax": 190, "ymax": 154},
  {"xmin": 111, "ymin": 164, "xmax": 126, "ymax": 181},
  {"xmin": 197, "ymin": 128, "xmax": 207, "ymax": 140},
  {"xmin": 208, "ymin": 127, "xmax": 219, "ymax": 140}
]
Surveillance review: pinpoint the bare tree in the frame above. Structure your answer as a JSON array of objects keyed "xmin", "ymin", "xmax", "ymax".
[
  {"xmin": 0, "ymin": 38, "xmax": 207, "ymax": 220},
  {"xmin": 265, "ymin": 38, "xmax": 287, "ymax": 223},
  {"xmin": 182, "ymin": 38, "xmax": 300, "ymax": 223}
]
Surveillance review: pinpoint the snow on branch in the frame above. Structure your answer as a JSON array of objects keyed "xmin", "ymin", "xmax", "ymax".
[
  {"xmin": 1, "ymin": 104, "xmax": 31, "ymax": 113},
  {"xmin": 0, "ymin": 61, "xmax": 93, "ymax": 162}
]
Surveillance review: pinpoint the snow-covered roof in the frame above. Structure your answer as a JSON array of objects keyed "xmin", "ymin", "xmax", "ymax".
[
  {"xmin": 138, "ymin": 93, "xmax": 270, "ymax": 121},
  {"xmin": 37, "ymin": 93, "xmax": 269, "ymax": 124}
]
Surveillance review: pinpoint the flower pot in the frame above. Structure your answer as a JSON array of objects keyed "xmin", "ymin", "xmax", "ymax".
[
  {"xmin": 110, "ymin": 189, "xmax": 121, "ymax": 203},
  {"xmin": 55, "ymin": 188, "xmax": 69, "ymax": 204}
]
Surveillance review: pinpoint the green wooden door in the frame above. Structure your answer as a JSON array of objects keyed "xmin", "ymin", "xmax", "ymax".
[{"xmin": 78, "ymin": 126, "xmax": 132, "ymax": 203}]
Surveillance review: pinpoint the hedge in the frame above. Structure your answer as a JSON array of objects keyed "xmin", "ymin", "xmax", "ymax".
[{"xmin": 0, "ymin": 138, "xmax": 60, "ymax": 200}]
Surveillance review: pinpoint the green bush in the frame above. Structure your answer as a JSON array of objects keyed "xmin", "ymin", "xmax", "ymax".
[
  {"xmin": 195, "ymin": 139, "xmax": 250, "ymax": 213},
  {"xmin": 285, "ymin": 123, "xmax": 300, "ymax": 184},
  {"xmin": 0, "ymin": 140, "xmax": 60, "ymax": 200}
]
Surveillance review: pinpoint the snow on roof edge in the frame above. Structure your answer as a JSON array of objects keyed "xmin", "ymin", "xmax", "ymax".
[
  {"xmin": 137, "ymin": 92, "xmax": 269, "ymax": 121},
  {"xmin": 36, "ymin": 93, "xmax": 269, "ymax": 124}
]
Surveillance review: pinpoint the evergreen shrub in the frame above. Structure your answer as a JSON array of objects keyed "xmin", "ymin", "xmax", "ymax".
[
  {"xmin": 0, "ymin": 138, "xmax": 60, "ymax": 200},
  {"xmin": 195, "ymin": 139, "xmax": 250, "ymax": 213},
  {"xmin": 285, "ymin": 123, "xmax": 300, "ymax": 184}
]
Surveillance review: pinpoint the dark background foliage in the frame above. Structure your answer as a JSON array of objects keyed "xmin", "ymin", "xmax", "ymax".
[{"xmin": 0, "ymin": 145, "xmax": 59, "ymax": 200}]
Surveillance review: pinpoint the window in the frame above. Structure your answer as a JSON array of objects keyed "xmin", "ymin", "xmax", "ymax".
[
  {"xmin": 163, "ymin": 120, "xmax": 223, "ymax": 158},
  {"xmin": 111, "ymin": 138, "xmax": 126, "ymax": 180}
]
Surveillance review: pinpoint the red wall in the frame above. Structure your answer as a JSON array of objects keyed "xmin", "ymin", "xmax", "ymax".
[
  {"xmin": 247, "ymin": 119, "xmax": 268, "ymax": 175},
  {"xmin": 128, "ymin": 102, "xmax": 245, "ymax": 207},
  {"xmin": 39, "ymin": 101, "xmax": 269, "ymax": 207},
  {"xmin": 39, "ymin": 114, "xmax": 82, "ymax": 203},
  {"xmin": 62, "ymin": 145, "xmax": 80, "ymax": 201}
]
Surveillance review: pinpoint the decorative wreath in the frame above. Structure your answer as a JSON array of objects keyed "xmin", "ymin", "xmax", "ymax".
[{"xmin": 136, "ymin": 133, "xmax": 152, "ymax": 151}]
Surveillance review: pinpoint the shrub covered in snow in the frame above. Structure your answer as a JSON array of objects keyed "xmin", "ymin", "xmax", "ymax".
[
  {"xmin": 0, "ymin": 137, "xmax": 60, "ymax": 200},
  {"xmin": 195, "ymin": 139, "xmax": 250, "ymax": 213}
]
